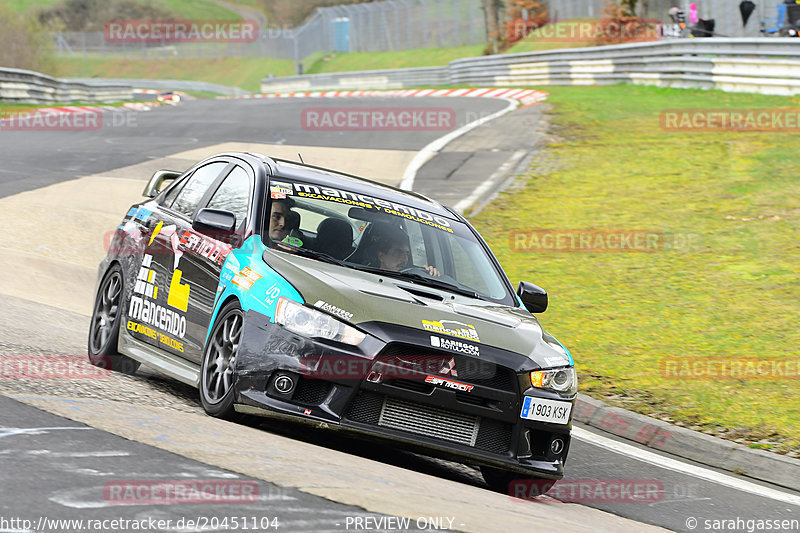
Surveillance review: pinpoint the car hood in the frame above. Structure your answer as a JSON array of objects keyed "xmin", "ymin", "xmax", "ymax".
[{"xmin": 264, "ymin": 251, "xmax": 572, "ymax": 369}]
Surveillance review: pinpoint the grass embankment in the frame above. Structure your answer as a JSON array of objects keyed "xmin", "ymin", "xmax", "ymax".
[
  {"xmin": 0, "ymin": 100, "xmax": 134, "ymax": 118},
  {"xmin": 471, "ymin": 85, "xmax": 800, "ymax": 455},
  {"xmin": 49, "ymin": 17, "xmax": 603, "ymax": 93},
  {"xmin": 54, "ymin": 57, "xmax": 298, "ymax": 93},
  {"xmin": 52, "ymin": 45, "xmax": 485, "ymax": 92},
  {"xmin": 505, "ymin": 19, "xmax": 599, "ymax": 54},
  {"xmin": 0, "ymin": 0, "xmax": 241, "ymax": 18},
  {"xmin": 306, "ymin": 45, "xmax": 486, "ymax": 74}
]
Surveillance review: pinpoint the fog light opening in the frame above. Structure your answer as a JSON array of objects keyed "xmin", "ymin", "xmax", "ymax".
[
  {"xmin": 274, "ymin": 374, "xmax": 295, "ymax": 394},
  {"xmin": 550, "ymin": 438, "xmax": 565, "ymax": 456}
]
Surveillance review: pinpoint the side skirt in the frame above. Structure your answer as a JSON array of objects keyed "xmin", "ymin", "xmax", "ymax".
[{"xmin": 118, "ymin": 327, "xmax": 200, "ymax": 387}]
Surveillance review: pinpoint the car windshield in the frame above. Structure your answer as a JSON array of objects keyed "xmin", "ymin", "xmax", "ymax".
[{"xmin": 265, "ymin": 179, "xmax": 513, "ymax": 303}]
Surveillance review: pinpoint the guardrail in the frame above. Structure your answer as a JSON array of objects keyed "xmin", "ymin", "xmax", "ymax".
[
  {"xmin": 0, "ymin": 67, "xmax": 132, "ymax": 104},
  {"xmin": 262, "ymin": 39, "xmax": 800, "ymax": 96},
  {"xmin": 64, "ymin": 78, "xmax": 249, "ymax": 97},
  {"xmin": 261, "ymin": 66, "xmax": 450, "ymax": 93}
]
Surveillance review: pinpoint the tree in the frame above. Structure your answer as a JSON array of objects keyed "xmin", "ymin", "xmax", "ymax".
[
  {"xmin": 621, "ymin": 0, "xmax": 638, "ymax": 16},
  {"xmin": 0, "ymin": 5, "xmax": 53, "ymax": 72},
  {"xmin": 484, "ymin": 0, "xmax": 501, "ymax": 54},
  {"xmin": 504, "ymin": 0, "xmax": 547, "ymax": 45}
]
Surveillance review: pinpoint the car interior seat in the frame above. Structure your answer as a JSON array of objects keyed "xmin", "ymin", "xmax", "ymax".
[
  {"xmin": 346, "ymin": 220, "xmax": 401, "ymax": 266},
  {"xmin": 315, "ymin": 217, "xmax": 354, "ymax": 259}
]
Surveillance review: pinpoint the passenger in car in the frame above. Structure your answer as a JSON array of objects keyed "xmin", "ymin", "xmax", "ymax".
[{"xmin": 268, "ymin": 198, "xmax": 294, "ymax": 242}]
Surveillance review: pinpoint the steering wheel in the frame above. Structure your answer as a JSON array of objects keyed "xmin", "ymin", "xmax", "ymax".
[{"xmin": 400, "ymin": 265, "xmax": 433, "ymax": 276}]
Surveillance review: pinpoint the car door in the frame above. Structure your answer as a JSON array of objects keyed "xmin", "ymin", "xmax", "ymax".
[
  {"xmin": 128, "ymin": 160, "xmax": 230, "ymax": 360},
  {"xmin": 177, "ymin": 163, "xmax": 254, "ymax": 364}
]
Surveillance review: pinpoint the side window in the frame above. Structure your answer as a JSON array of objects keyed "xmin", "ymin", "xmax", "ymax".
[
  {"xmin": 206, "ymin": 166, "xmax": 251, "ymax": 226},
  {"xmin": 162, "ymin": 174, "xmax": 187, "ymax": 207},
  {"xmin": 170, "ymin": 162, "xmax": 228, "ymax": 218}
]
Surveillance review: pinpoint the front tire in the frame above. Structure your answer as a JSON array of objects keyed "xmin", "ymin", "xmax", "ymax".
[
  {"xmin": 200, "ymin": 301, "xmax": 243, "ymax": 419},
  {"xmin": 88, "ymin": 264, "xmax": 140, "ymax": 374}
]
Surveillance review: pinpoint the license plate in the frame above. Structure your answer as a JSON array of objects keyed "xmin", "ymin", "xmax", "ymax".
[{"xmin": 520, "ymin": 397, "xmax": 572, "ymax": 424}]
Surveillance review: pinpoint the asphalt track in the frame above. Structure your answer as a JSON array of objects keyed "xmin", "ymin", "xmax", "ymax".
[{"xmin": 0, "ymin": 97, "xmax": 798, "ymax": 533}]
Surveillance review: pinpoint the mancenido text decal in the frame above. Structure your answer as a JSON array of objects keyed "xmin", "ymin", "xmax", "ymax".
[{"xmin": 292, "ymin": 183, "xmax": 454, "ymax": 233}]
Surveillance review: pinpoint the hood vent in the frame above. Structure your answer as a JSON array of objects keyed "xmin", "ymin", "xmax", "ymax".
[{"xmin": 395, "ymin": 284, "xmax": 444, "ymax": 302}]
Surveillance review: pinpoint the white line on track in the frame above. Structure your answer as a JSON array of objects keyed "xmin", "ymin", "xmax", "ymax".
[
  {"xmin": 399, "ymin": 98, "xmax": 519, "ymax": 191},
  {"xmin": 453, "ymin": 150, "xmax": 527, "ymax": 214},
  {"xmin": 573, "ymin": 427, "xmax": 800, "ymax": 507}
]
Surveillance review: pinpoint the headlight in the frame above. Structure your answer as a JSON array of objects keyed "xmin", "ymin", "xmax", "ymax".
[
  {"xmin": 275, "ymin": 297, "xmax": 365, "ymax": 346},
  {"xmin": 529, "ymin": 367, "xmax": 577, "ymax": 397}
]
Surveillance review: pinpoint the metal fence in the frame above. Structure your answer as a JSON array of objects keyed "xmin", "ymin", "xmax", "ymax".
[
  {"xmin": 544, "ymin": 0, "xmax": 780, "ymax": 38},
  {"xmin": 54, "ymin": 0, "xmax": 488, "ymax": 62}
]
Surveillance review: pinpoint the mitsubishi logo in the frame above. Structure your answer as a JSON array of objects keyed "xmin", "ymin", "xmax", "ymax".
[{"xmin": 439, "ymin": 357, "xmax": 458, "ymax": 377}]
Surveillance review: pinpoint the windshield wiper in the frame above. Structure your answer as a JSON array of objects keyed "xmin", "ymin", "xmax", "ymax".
[
  {"xmin": 351, "ymin": 265, "xmax": 482, "ymax": 300},
  {"xmin": 398, "ymin": 272, "xmax": 481, "ymax": 299}
]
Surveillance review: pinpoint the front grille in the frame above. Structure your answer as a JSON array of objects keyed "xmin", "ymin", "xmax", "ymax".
[
  {"xmin": 475, "ymin": 418, "xmax": 513, "ymax": 454},
  {"xmin": 384, "ymin": 378, "xmax": 434, "ymax": 394},
  {"xmin": 379, "ymin": 397, "xmax": 479, "ymax": 446},
  {"xmin": 345, "ymin": 391, "xmax": 383, "ymax": 425},
  {"xmin": 379, "ymin": 343, "xmax": 516, "ymax": 391},
  {"xmin": 345, "ymin": 391, "xmax": 511, "ymax": 454},
  {"xmin": 293, "ymin": 378, "xmax": 332, "ymax": 405}
]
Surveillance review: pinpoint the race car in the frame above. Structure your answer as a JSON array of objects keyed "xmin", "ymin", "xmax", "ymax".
[
  {"xmin": 156, "ymin": 91, "xmax": 181, "ymax": 105},
  {"xmin": 89, "ymin": 152, "xmax": 577, "ymax": 491}
]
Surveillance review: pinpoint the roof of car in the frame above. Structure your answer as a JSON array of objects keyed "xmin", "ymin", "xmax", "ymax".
[{"xmin": 233, "ymin": 152, "xmax": 457, "ymax": 220}]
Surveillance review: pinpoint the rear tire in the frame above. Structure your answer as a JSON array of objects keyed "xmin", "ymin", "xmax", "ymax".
[
  {"xmin": 200, "ymin": 301, "xmax": 244, "ymax": 420},
  {"xmin": 480, "ymin": 466, "xmax": 557, "ymax": 499},
  {"xmin": 88, "ymin": 264, "xmax": 140, "ymax": 374}
]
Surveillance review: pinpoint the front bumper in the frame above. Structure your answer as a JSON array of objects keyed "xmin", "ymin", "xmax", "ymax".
[{"xmin": 234, "ymin": 310, "xmax": 574, "ymax": 479}]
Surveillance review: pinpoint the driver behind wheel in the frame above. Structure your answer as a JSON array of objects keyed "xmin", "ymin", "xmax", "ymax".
[{"xmin": 370, "ymin": 224, "xmax": 440, "ymax": 277}]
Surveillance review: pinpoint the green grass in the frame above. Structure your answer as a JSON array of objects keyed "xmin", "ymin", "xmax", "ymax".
[
  {"xmin": 0, "ymin": 103, "xmax": 54, "ymax": 116},
  {"xmin": 179, "ymin": 89, "xmax": 223, "ymax": 99},
  {"xmin": 470, "ymin": 85, "xmax": 800, "ymax": 456},
  {"xmin": 51, "ymin": 45, "xmax": 487, "ymax": 92},
  {"xmin": 149, "ymin": 0, "xmax": 241, "ymax": 19},
  {"xmin": 306, "ymin": 45, "xmax": 486, "ymax": 75},
  {"xmin": 0, "ymin": 0, "xmax": 61, "ymax": 12},
  {"xmin": 0, "ymin": 0, "xmax": 241, "ymax": 18},
  {"xmin": 52, "ymin": 57, "xmax": 298, "ymax": 92},
  {"xmin": 0, "ymin": 100, "xmax": 131, "ymax": 116}
]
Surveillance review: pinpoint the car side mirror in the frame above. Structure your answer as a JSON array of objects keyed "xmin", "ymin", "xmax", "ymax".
[
  {"xmin": 143, "ymin": 170, "xmax": 181, "ymax": 198},
  {"xmin": 517, "ymin": 281, "xmax": 548, "ymax": 313},
  {"xmin": 193, "ymin": 208, "xmax": 236, "ymax": 236}
]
